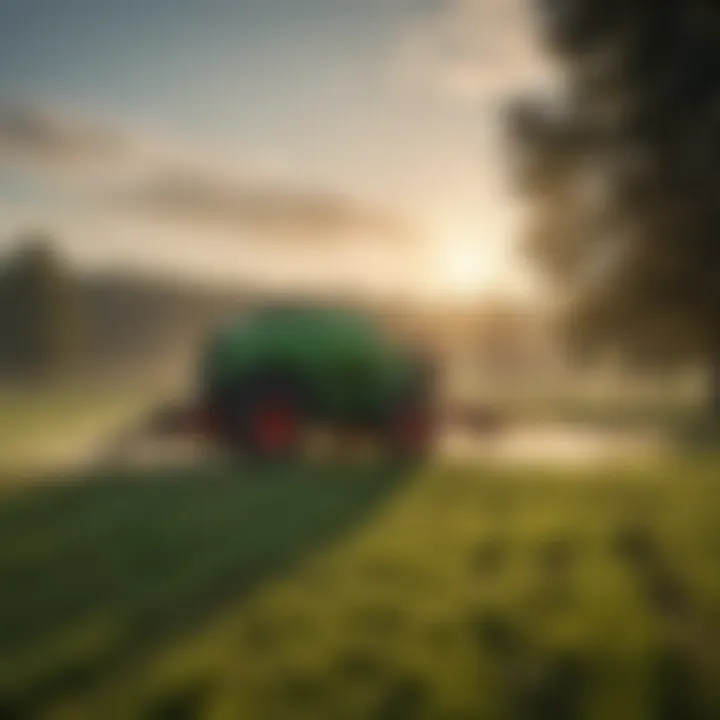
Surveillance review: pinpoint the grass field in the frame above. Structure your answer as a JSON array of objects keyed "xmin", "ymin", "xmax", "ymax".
[
  {"xmin": 1, "ymin": 458, "xmax": 718, "ymax": 720},
  {"xmin": 0, "ymin": 383, "xmax": 170, "ymax": 479}
]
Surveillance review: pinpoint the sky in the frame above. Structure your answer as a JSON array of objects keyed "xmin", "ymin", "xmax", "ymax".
[{"xmin": 0, "ymin": 0, "xmax": 551, "ymax": 299}]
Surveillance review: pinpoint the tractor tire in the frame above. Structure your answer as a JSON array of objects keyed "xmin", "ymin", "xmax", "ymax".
[{"xmin": 216, "ymin": 375, "xmax": 309, "ymax": 463}]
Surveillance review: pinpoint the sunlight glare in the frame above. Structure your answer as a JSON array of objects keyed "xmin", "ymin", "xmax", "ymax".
[{"xmin": 437, "ymin": 234, "xmax": 489, "ymax": 298}]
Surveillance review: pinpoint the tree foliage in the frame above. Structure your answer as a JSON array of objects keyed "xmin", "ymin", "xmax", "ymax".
[
  {"xmin": 0, "ymin": 233, "xmax": 81, "ymax": 379},
  {"xmin": 509, "ymin": 0, "xmax": 720, "ymax": 376}
]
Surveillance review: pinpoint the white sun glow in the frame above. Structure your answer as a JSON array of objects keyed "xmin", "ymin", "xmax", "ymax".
[{"xmin": 435, "ymin": 235, "xmax": 491, "ymax": 297}]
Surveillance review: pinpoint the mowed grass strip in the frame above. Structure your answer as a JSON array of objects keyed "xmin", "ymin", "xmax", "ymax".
[{"xmin": 0, "ymin": 463, "xmax": 409, "ymax": 716}]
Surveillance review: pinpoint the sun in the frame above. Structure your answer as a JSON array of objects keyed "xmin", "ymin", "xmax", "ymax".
[{"xmin": 436, "ymin": 235, "xmax": 489, "ymax": 298}]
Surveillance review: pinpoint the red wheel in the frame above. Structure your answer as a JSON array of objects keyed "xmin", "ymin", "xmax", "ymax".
[
  {"xmin": 211, "ymin": 373, "xmax": 310, "ymax": 461},
  {"xmin": 247, "ymin": 396, "xmax": 302, "ymax": 457}
]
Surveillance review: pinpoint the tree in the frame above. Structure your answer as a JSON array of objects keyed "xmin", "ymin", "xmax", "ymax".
[
  {"xmin": 0, "ymin": 232, "xmax": 81, "ymax": 380},
  {"xmin": 508, "ymin": 0, "xmax": 720, "ymax": 416}
]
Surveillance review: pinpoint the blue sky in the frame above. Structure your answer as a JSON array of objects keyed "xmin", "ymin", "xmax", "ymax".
[
  {"xmin": 0, "ymin": 0, "xmax": 547, "ymax": 296},
  {"xmin": 1, "ymin": 1, "xmax": 453, "ymax": 201}
]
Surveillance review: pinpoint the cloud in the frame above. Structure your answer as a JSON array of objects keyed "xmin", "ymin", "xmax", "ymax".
[
  {"xmin": 110, "ymin": 171, "xmax": 411, "ymax": 241},
  {"xmin": 0, "ymin": 105, "xmax": 413, "ymax": 243},
  {"xmin": 0, "ymin": 106, "xmax": 126, "ymax": 165},
  {"xmin": 397, "ymin": 0, "xmax": 554, "ymax": 103}
]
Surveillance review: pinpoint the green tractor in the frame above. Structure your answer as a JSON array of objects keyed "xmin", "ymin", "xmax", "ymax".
[{"xmin": 188, "ymin": 304, "xmax": 438, "ymax": 461}]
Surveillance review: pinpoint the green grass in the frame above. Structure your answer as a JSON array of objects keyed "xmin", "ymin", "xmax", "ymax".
[
  {"xmin": 0, "ymin": 463, "xmax": 409, "ymax": 717},
  {"xmin": 499, "ymin": 394, "xmax": 698, "ymax": 435},
  {"xmin": 0, "ymin": 383, "xmax": 165, "ymax": 478},
  {"xmin": 1, "ymin": 460, "xmax": 719, "ymax": 719}
]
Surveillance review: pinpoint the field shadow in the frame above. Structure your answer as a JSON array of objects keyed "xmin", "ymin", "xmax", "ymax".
[{"xmin": 0, "ymin": 460, "xmax": 413, "ymax": 716}]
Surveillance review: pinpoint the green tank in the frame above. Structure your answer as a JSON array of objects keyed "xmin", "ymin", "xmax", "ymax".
[{"xmin": 195, "ymin": 304, "xmax": 436, "ymax": 460}]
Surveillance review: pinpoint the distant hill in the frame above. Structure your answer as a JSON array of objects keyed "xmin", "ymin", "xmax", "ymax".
[
  {"xmin": 0, "ymin": 235, "xmax": 546, "ymax": 388},
  {"xmin": 0, "ymin": 238, "xmax": 256, "ymax": 383},
  {"xmin": 77, "ymin": 271, "xmax": 252, "ymax": 379}
]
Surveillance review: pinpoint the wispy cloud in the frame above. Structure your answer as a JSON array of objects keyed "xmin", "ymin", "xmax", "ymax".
[
  {"xmin": 0, "ymin": 105, "xmax": 158, "ymax": 186},
  {"xmin": 397, "ymin": 0, "xmax": 553, "ymax": 103},
  {"xmin": 109, "ymin": 171, "xmax": 410, "ymax": 241},
  {"xmin": 0, "ymin": 106, "xmax": 126, "ymax": 166},
  {"xmin": 0, "ymin": 105, "xmax": 413, "ymax": 243}
]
